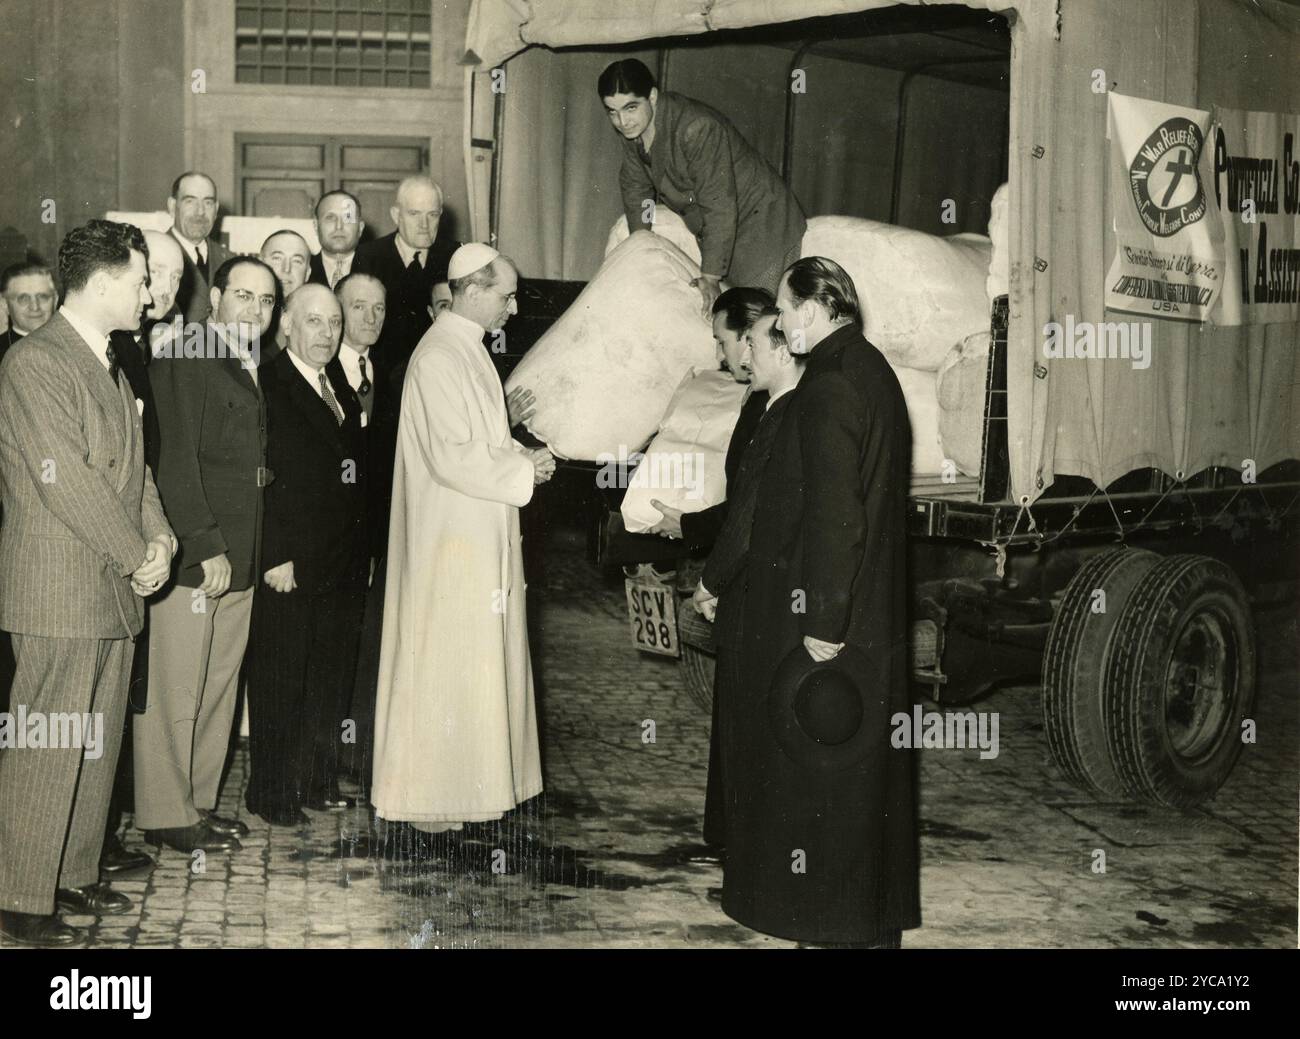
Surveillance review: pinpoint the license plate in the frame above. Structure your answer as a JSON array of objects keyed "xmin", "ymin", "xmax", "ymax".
[{"xmin": 625, "ymin": 578, "xmax": 679, "ymax": 658}]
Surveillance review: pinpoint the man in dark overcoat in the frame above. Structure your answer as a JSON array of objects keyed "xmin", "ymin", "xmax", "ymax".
[{"xmin": 720, "ymin": 256, "xmax": 920, "ymax": 947}]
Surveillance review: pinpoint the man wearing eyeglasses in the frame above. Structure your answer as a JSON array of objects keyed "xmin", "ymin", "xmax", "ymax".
[
  {"xmin": 133, "ymin": 257, "xmax": 275, "ymax": 856},
  {"xmin": 0, "ymin": 263, "xmax": 58, "ymax": 363}
]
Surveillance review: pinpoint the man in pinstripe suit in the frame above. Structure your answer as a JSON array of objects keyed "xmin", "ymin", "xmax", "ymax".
[{"xmin": 0, "ymin": 220, "xmax": 175, "ymax": 947}]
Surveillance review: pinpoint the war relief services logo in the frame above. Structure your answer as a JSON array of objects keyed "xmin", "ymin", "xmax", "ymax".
[
  {"xmin": 1128, "ymin": 116, "xmax": 1211, "ymax": 237},
  {"xmin": 1105, "ymin": 93, "xmax": 1224, "ymax": 322}
]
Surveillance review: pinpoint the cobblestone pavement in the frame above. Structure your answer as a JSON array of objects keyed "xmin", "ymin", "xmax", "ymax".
[{"xmin": 9, "ymin": 528, "xmax": 1297, "ymax": 950}]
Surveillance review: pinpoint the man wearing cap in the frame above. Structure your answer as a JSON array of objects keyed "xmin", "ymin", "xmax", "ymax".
[
  {"xmin": 371, "ymin": 243, "xmax": 554, "ymax": 844},
  {"xmin": 718, "ymin": 256, "xmax": 920, "ymax": 948}
]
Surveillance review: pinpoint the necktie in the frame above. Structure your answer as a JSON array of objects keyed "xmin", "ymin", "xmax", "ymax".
[
  {"xmin": 319, "ymin": 371, "xmax": 344, "ymax": 425},
  {"xmin": 357, "ymin": 356, "xmax": 374, "ymax": 420},
  {"xmin": 329, "ymin": 259, "xmax": 340, "ymax": 289},
  {"xmin": 105, "ymin": 341, "xmax": 120, "ymax": 384},
  {"xmin": 196, "ymin": 244, "xmax": 208, "ymax": 281}
]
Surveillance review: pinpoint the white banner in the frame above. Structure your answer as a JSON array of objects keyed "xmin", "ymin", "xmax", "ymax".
[
  {"xmin": 1209, "ymin": 105, "xmax": 1300, "ymax": 325},
  {"xmin": 1105, "ymin": 93, "xmax": 1225, "ymax": 323}
]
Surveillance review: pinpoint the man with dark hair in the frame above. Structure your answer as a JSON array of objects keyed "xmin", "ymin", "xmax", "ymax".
[
  {"xmin": 598, "ymin": 58, "xmax": 806, "ymax": 311},
  {"xmin": 97, "ymin": 227, "xmax": 188, "ymax": 878},
  {"xmin": 352, "ymin": 175, "xmax": 460, "ymax": 368},
  {"xmin": 310, "ymin": 191, "xmax": 365, "ymax": 289},
  {"xmin": 716, "ymin": 255, "xmax": 919, "ymax": 948},
  {"xmin": 133, "ymin": 257, "xmax": 275, "ymax": 856},
  {"xmin": 246, "ymin": 284, "xmax": 369, "ymax": 825},
  {"xmin": 0, "ymin": 219, "xmax": 175, "ymax": 946},
  {"xmin": 0, "ymin": 262, "xmax": 57, "ymax": 360},
  {"xmin": 168, "ymin": 170, "xmax": 231, "ymax": 325}
]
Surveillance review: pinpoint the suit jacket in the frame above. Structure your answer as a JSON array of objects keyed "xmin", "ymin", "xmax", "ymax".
[
  {"xmin": 679, "ymin": 386, "xmax": 768, "ymax": 551},
  {"xmin": 619, "ymin": 90, "xmax": 806, "ymax": 290},
  {"xmin": 0, "ymin": 312, "xmax": 173, "ymax": 639},
  {"xmin": 702, "ymin": 388, "xmax": 796, "ymax": 649},
  {"xmin": 172, "ymin": 229, "xmax": 232, "ymax": 326},
  {"xmin": 260, "ymin": 350, "xmax": 368, "ymax": 595},
  {"xmin": 352, "ymin": 232, "xmax": 459, "ymax": 368},
  {"xmin": 149, "ymin": 328, "xmax": 267, "ymax": 590},
  {"xmin": 0, "ymin": 327, "xmax": 23, "ymax": 364},
  {"xmin": 308, "ymin": 250, "xmax": 356, "ymax": 289},
  {"xmin": 110, "ymin": 322, "xmax": 161, "ymax": 475},
  {"xmin": 325, "ymin": 348, "xmax": 398, "ymax": 560}
]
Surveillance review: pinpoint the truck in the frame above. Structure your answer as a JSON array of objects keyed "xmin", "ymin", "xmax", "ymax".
[{"xmin": 459, "ymin": 0, "xmax": 1300, "ymax": 810}]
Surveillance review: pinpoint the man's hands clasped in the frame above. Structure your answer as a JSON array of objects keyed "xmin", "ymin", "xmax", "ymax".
[
  {"xmin": 528, "ymin": 447, "xmax": 556, "ymax": 487},
  {"xmin": 130, "ymin": 535, "xmax": 175, "ymax": 597}
]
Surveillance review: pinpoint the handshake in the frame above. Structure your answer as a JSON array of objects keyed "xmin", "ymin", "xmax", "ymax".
[{"xmin": 130, "ymin": 535, "xmax": 176, "ymax": 598}]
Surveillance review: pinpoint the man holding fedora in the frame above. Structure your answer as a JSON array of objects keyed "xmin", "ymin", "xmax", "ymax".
[{"xmin": 714, "ymin": 256, "xmax": 920, "ymax": 948}]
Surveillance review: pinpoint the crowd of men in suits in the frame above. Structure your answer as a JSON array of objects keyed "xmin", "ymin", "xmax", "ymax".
[{"xmin": 0, "ymin": 170, "xmax": 497, "ymax": 947}]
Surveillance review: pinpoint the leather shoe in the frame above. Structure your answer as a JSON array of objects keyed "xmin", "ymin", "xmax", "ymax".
[
  {"xmin": 0, "ymin": 910, "xmax": 87, "ymax": 947},
  {"xmin": 56, "ymin": 883, "xmax": 132, "ymax": 916},
  {"xmin": 100, "ymin": 834, "xmax": 154, "ymax": 875},
  {"xmin": 144, "ymin": 822, "xmax": 240, "ymax": 854},
  {"xmin": 198, "ymin": 809, "xmax": 250, "ymax": 838}
]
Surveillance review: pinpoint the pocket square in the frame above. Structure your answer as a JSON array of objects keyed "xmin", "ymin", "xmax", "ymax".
[{"xmin": 136, "ymin": 397, "xmax": 145, "ymax": 417}]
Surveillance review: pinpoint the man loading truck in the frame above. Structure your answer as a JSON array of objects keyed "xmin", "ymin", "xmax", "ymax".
[{"xmin": 599, "ymin": 58, "xmax": 808, "ymax": 312}]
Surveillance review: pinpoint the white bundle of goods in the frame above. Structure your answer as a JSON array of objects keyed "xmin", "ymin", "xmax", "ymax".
[
  {"xmin": 986, "ymin": 183, "xmax": 1010, "ymax": 302},
  {"xmin": 891, "ymin": 365, "xmax": 945, "ymax": 476},
  {"xmin": 620, "ymin": 369, "xmax": 749, "ymax": 533},
  {"xmin": 505, "ymin": 230, "xmax": 716, "ymax": 461},
  {"xmin": 935, "ymin": 331, "xmax": 991, "ymax": 477},
  {"xmin": 800, "ymin": 215, "xmax": 992, "ymax": 371},
  {"xmin": 604, "ymin": 208, "xmax": 702, "ymax": 263}
]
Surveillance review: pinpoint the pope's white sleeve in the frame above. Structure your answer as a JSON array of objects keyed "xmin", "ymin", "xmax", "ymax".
[{"xmin": 405, "ymin": 351, "xmax": 535, "ymax": 507}]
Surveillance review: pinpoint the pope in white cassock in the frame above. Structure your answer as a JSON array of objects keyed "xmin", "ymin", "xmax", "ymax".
[{"xmin": 371, "ymin": 243, "xmax": 556, "ymax": 832}]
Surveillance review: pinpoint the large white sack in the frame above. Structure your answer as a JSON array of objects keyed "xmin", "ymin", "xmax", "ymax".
[
  {"xmin": 892, "ymin": 364, "xmax": 945, "ymax": 476},
  {"xmin": 986, "ymin": 183, "xmax": 1010, "ymax": 302},
  {"xmin": 620, "ymin": 369, "xmax": 748, "ymax": 533},
  {"xmin": 936, "ymin": 331, "xmax": 991, "ymax": 477},
  {"xmin": 604, "ymin": 208, "xmax": 702, "ymax": 264},
  {"xmin": 800, "ymin": 216, "xmax": 992, "ymax": 371},
  {"xmin": 505, "ymin": 231, "xmax": 716, "ymax": 460}
]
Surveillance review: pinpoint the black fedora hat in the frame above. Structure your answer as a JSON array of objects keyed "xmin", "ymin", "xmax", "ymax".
[{"xmin": 765, "ymin": 642, "xmax": 877, "ymax": 771}]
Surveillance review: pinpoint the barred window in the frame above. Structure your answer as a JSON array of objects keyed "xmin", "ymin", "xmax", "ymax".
[{"xmin": 235, "ymin": 0, "xmax": 432, "ymax": 88}]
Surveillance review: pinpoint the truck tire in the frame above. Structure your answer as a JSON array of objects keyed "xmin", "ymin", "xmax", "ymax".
[
  {"xmin": 677, "ymin": 599, "xmax": 717, "ymax": 714},
  {"xmin": 1042, "ymin": 547, "xmax": 1160, "ymax": 798},
  {"xmin": 1105, "ymin": 554, "xmax": 1256, "ymax": 808}
]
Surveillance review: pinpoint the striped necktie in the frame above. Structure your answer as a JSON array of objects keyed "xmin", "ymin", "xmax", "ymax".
[{"xmin": 319, "ymin": 371, "xmax": 344, "ymax": 425}]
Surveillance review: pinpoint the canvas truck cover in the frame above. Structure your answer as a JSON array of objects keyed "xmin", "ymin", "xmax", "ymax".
[{"xmin": 463, "ymin": 0, "xmax": 1300, "ymax": 506}]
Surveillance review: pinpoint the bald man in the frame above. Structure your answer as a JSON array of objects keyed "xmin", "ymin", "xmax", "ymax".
[
  {"xmin": 246, "ymin": 284, "xmax": 369, "ymax": 825},
  {"xmin": 260, "ymin": 229, "xmax": 313, "ymax": 363},
  {"xmin": 352, "ymin": 174, "xmax": 460, "ymax": 367}
]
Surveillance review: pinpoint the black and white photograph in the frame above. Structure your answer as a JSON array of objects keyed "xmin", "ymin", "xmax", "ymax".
[{"xmin": 0, "ymin": 0, "xmax": 1296, "ymax": 1010}]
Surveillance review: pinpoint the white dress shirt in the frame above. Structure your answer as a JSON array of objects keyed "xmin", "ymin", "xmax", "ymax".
[
  {"xmin": 337, "ymin": 341, "xmax": 372, "ymax": 427},
  {"xmin": 766, "ymin": 383, "xmax": 797, "ymax": 411},
  {"xmin": 394, "ymin": 236, "xmax": 427, "ymax": 269},
  {"xmin": 169, "ymin": 227, "xmax": 206, "ymax": 269},
  {"xmin": 286, "ymin": 348, "xmax": 327, "ymax": 397},
  {"xmin": 323, "ymin": 251, "xmax": 355, "ymax": 288},
  {"xmin": 59, "ymin": 305, "xmax": 113, "ymax": 372}
]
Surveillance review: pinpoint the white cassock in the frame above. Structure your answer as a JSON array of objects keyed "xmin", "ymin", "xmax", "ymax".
[{"xmin": 371, "ymin": 309, "xmax": 543, "ymax": 825}]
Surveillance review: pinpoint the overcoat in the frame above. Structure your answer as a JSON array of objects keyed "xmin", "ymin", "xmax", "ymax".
[
  {"xmin": 370, "ymin": 310, "xmax": 543, "ymax": 824},
  {"xmin": 722, "ymin": 323, "xmax": 921, "ymax": 945},
  {"xmin": 618, "ymin": 91, "xmax": 806, "ymax": 293}
]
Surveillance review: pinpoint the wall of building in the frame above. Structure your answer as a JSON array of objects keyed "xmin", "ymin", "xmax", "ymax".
[{"xmin": 0, "ymin": 0, "xmax": 471, "ymax": 269}]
